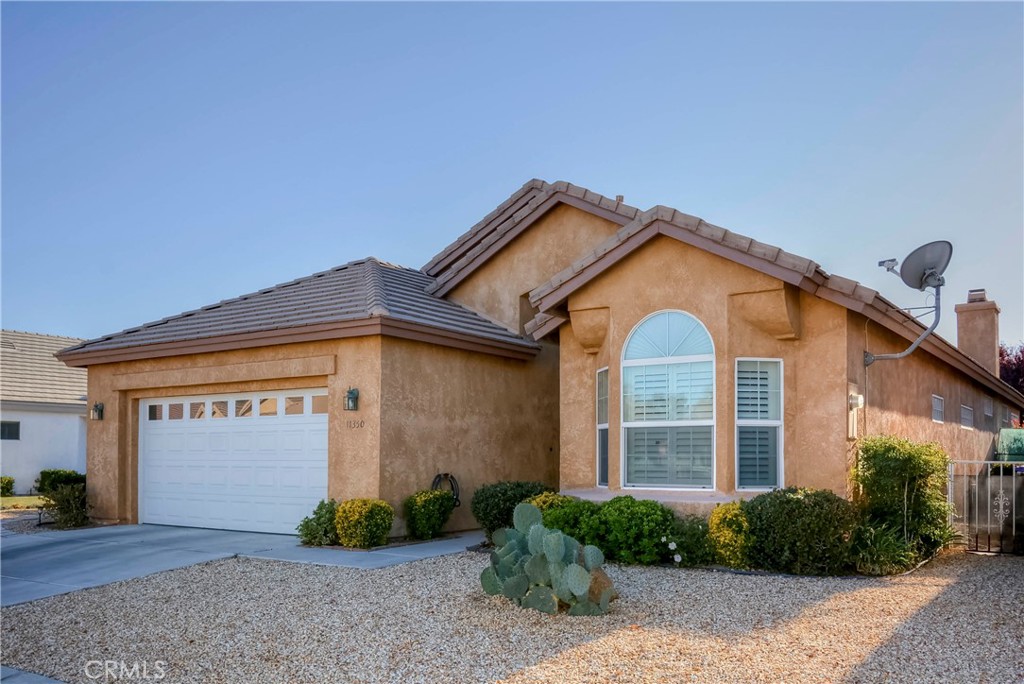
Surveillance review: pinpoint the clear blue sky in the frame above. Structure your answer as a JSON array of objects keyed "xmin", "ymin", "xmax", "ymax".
[{"xmin": 3, "ymin": 2, "xmax": 1022, "ymax": 348}]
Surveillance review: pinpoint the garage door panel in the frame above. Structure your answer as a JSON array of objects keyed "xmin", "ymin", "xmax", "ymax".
[{"xmin": 140, "ymin": 389, "xmax": 328, "ymax": 535}]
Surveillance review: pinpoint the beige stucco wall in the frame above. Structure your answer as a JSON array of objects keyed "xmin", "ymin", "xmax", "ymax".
[
  {"xmin": 447, "ymin": 203, "xmax": 622, "ymax": 332},
  {"xmin": 379, "ymin": 337, "xmax": 560, "ymax": 531},
  {"xmin": 848, "ymin": 313, "xmax": 1016, "ymax": 462},
  {"xmin": 83, "ymin": 338, "xmax": 382, "ymax": 524},
  {"xmin": 558, "ymin": 235, "xmax": 851, "ymax": 498}
]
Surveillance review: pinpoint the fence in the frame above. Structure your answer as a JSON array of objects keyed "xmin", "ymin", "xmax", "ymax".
[{"xmin": 948, "ymin": 460, "xmax": 1023, "ymax": 554}]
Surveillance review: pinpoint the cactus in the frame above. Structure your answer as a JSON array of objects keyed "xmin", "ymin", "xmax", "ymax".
[
  {"xmin": 564, "ymin": 563, "xmax": 592, "ymax": 599},
  {"xmin": 543, "ymin": 531, "xmax": 565, "ymax": 561},
  {"xmin": 481, "ymin": 566, "xmax": 503, "ymax": 595},
  {"xmin": 480, "ymin": 502, "xmax": 616, "ymax": 616},
  {"xmin": 583, "ymin": 545, "xmax": 604, "ymax": 571},
  {"xmin": 528, "ymin": 523, "xmax": 546, "ymax": 555},
  {"xmin": 522, "ymin": 586, "xmax": 558, "ymax": 614},
  {"xmin": 525, "ymin": 554, "xmax": 550, "ymax": 584},
  {"xmin": 513, "ymin": 502, "xmax": 542, "ymax": 534}
]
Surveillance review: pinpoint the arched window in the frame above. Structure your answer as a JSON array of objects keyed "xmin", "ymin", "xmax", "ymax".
[{"xmin": 622, "ymin": 311, "xmax": 714, "ymax": 488}]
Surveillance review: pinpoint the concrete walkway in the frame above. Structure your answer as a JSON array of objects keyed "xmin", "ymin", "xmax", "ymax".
[{"xmin": 1, "ymin": 524, "xmax": 484, "ymax": 607}]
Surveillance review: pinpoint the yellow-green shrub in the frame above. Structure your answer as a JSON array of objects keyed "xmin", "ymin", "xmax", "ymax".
[
  {"xmin": 335, "ymin": 498, "xmax": 394, "ymax": 548},
  {"xmin": 526, "ymin": 491, "xmax": 577, "ymax": 512},
  {"xmin": 708, "ymin": 501, "xmax": 750, "ymax": 568},
  {"xmin": 403, "ymin": 489, "xmax": 455, "ymax": 540}
]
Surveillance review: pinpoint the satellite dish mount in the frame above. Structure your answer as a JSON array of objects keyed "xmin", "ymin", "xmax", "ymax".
[{"xmin": 864, "ymin": 240, "xmax": 952, "ymax": 366}]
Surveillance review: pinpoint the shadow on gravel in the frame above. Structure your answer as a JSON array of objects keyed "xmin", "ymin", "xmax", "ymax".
[{"xmin": 842, "ymin": 553, "xmax": 1024, "ymax": 684}]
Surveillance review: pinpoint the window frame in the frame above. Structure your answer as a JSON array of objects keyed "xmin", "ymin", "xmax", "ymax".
[
  {"xmin": 620, "ymin": 310, "xmax": 716, "ymax": 491},
  {"xmin": 734, "ymin": 357, "xmax": 784, "ymax": 491},
  {"xmin": 0, "ymin": 421, "xmax": 20, "ymax": 441},
  {"xmin": 596, "ymin": 367, "xmax": 609, "ymax": 487},
  {"xmin": 960, "ymin": 404, "xmax": 974, "ymax": 430},
  {"xmin": 931, "ymin": 395, "xmax": 944, "ymax": 423}
]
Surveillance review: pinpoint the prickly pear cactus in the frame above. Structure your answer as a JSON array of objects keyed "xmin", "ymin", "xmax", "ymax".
[{"xmin": 479, "ymin": 502, "xmax": 616, "ymax": 616}]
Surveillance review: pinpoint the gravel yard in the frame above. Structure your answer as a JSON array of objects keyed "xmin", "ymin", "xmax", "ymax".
[
  {"xmin": 2, "ymin": 550, "xmax": 1021, "ymax": 684},
  {"xmin": 0, "ymin": 510, "xmax": 49, "ymax": 535}
]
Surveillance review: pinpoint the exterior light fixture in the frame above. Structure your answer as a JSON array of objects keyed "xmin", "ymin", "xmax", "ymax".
[
  {"xmin": 90, "ymin": 402, "xmax": 105, "ymax": 420},
  {"xmin": 848, "ymin": 394, "xmax": 865, "ymax": 411},
  {"xmin": 344, "ymin": 388, "xmax": 359, "ymax": 411}
]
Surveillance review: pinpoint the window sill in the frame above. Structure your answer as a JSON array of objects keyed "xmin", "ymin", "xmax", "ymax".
[{"xmin": 561, "ymin": 487, "xmax": 759, "ymax": 506}]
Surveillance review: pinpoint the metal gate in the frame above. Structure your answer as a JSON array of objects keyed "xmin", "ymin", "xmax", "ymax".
[{"xmin": 948, "ymin": 460, "xmax": 1024, "ymax": 554}]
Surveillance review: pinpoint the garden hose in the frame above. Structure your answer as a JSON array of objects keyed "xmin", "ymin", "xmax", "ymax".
[{"xmin": 431, "ymin": 472, "xmax": 460, "ymax": 507}]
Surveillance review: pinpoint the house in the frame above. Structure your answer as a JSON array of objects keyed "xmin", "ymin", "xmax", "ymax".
[
  {"xmin": 57, "ymin": 180, "xmax": 1024, "ymax": 534},
  {"xmin": 2, "ymin": 330, "xmax": 88, "ymax": 494}
]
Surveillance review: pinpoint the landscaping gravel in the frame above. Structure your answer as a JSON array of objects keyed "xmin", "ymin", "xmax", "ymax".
[
  {"xmin": 2, "ymin": 550, "xmax": 1021, "ymax": 683},
  {"xmin": 0, "ymin": 510, "xmax": 49, "ymax": 535}
]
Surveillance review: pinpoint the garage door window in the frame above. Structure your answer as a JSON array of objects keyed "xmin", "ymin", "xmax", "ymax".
[
  {"xmin": 148, "ymin": 405, "xmax": 163, "ymax": 421},
  {"xmin": 169, "ymin": 403, "xmax": 183, "ymax": 420},
  {"xmin": 235, "ymin": 399, "xmax": 253, "ymax": 418},
  {"xmin": 190, "ymin": 402, "xmax": 205, "ymax": 420},
  {"xmin": 260, "ymin": 398, "xmax": 277, "ymax": 416},
  {"xmin": 285, "ymin": 396, "xmax": 304, "ymax": 415}
]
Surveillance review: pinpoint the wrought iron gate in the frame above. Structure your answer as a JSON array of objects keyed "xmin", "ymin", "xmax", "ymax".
[{"xmin": 948, "ymin": 460, "xmax": 1023, "ymax": 554}]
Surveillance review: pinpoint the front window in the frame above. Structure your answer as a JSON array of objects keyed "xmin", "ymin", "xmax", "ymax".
[
  {"xmin": 0, "ymin": 421, "xmax": 20, "ymax": 440},
  {"xmin": 596, "ymin": 368, "xmax": 609, "ymax": 486},
  {"xmin": 736, "ymin": 359, "xmax": 783, "ymax": 489},
  {"xmin": 622, "ymin": 311, "xmax": 714, "ymax": 488}
]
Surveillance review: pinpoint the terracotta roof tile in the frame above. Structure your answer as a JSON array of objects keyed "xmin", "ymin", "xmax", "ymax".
[
  {"xmin": 1, "ymin": 330, "xmax": 87, "ymax": 405},
  {"xmin": 61, "ymin": 259, "xmax": 536, "ymax": 357}
]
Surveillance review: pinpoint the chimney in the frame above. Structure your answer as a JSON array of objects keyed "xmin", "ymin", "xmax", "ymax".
[{"xmin": 955, "ymin": 289, "xmax": 1000, "ymax": 375}]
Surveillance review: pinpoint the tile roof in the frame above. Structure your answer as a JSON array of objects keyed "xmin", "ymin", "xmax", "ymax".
[
  {"xmin": 59, "ymin": 258, "xmax": 537, "ymax": 360},
  {"xmin": 422, "ymin": 179, "xmax": 640, "ymax": 296},
  {"xmin": 1, "ymin": 330, "xmax": 87, "ymax": 405}
]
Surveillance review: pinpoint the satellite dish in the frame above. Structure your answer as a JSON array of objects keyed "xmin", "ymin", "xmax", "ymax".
[
  {"xmin": 865, "ymin": 240, "xmax": 953, "ymax": 366},
  {"xmin": 899, "ymin": 240, "xmax": 952, "ymax": 291}
]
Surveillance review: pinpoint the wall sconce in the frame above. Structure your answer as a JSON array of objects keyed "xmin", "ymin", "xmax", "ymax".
[
  {"xmin": 344, "ymin": 388, "xmax": 359, "ymax": 411},
  {"xmin": 848, "ymin": 394, "xmax": 865, "ymax": 411},
  {"xmin": 90, "ymin": 402, "xmax": 105, "ymax": 420}
]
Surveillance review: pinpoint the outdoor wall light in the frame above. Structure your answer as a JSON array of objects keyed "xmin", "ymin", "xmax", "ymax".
[
  {"xmin": 344, "ymin": 388, "xmax": 359, "ymax": 411},
  {"xmin": 90, "ymin": 402, "xmax": 105, "ymax": 420},
  {"xmin": 848, "ymin": 394, "xmax": 865, "ymax": 411}
]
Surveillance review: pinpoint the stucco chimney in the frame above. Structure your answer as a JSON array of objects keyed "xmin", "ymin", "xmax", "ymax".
[{"xmin": 955, "ymin": 289, "xmax": 1000, "ymax": 375}]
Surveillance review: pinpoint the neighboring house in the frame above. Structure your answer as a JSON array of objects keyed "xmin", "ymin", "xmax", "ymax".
[
  {"xmin": 2, "ymin": 330, "xmax": 88, "ymax": 494},
  {"xmin": 57, "ymin": 180, "xmax": 1024, "ymax": 534}
]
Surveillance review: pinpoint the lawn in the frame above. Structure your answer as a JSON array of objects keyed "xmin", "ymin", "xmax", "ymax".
[{"xmin": 0, "ymin": 496, "xmax": 46, "ymax": 510}]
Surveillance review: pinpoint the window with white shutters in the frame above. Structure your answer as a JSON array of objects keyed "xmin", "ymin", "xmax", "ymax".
[
  {"xmin": 622, "ymin": 311, "xmax": 714, "ymax": 488},
  {"xmin": 736, "ymin": 359, "xmax": 782, "ymax": 489}
]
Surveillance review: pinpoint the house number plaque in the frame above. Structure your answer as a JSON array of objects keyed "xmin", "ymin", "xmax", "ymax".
[{"xmin": 345, "ymin": 420, "xmax": 365, "ymax": 429}]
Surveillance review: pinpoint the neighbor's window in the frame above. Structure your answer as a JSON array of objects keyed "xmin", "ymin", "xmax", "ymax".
[
  {"xmin": 1, "ymin": 421, "xmax": 20, "ymax": 440},
  {"xmin": 597, "ymin": 368, "xmax": 609, "ymax": 487},
  {"xmin": 736, "ymin": 359, "xmax": 783, "ymax": 489},
  {"xmin": 983, "ymin": 397, "xmax": 993, "ymax": 418},
  {"xmin": 931, "ymin": 395, "xmax": 944, "ymax": 423},
  {"xmin": 622, "ymin": 311, "xmax": 714, "ymax": 488},
  {"xmin": 960, "ymin": 405, "xmax": 974, "ymax": 430}
]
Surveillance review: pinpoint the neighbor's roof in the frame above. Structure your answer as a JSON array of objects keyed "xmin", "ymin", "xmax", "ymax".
[
  {"xmin": 1, "ymin": 330, "xmax": 87, "ymax": 405},
  {"xmin": 58, "ymin": 258, "xmax": 539, "ymax": 366},
  {"xmin": 422, "ymin": 179, "xmax": 641, "ymax": 297},
  {"xmin": 521, "ymin": 202, "xmax": 1024, "ymax": 409}
]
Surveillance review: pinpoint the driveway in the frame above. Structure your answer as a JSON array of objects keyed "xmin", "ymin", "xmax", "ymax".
[{"xmin": 0, "ymin": 524, "xmax": 484, "ymax": 607}]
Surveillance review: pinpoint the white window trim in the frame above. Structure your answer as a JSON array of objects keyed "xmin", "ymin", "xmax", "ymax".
[
  {"xmin": 932, "ymin": 395, "xmax": 944, "ymax": 424},
  {"xmin": 620, "ymin": 310, "xmax": 716, "ymax": 492},
  {"xmin": 735, "ymin": 357, "xmax": 784, "ymax": 491},
  {"xmin": 596, "ymin": 367, "xmax": 609, "ymax": 488},
  {"xmin": 960, "ymin": 404, "xmax": 974, "ymax": 431}
]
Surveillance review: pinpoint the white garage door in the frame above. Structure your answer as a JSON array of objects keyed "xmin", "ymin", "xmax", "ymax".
[{"xmin": 139, "ymin": 389, "xmax": 328, "ymax": 535}]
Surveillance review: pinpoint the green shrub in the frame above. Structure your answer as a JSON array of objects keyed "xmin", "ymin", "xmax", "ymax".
[
  {"xmin": 542, "ymin": 498, "xmax": 601, "ymax": 545},
  {"xmin": 403, "ymin": 489, "xmax": 456, "ymax": 540},
  {"xmin": 470, "ymin": 481, "xmax": 552, "ymax": 539},
  {"xmin": 853, "ymin": 436, "xmax": 954, "ymax": 560},
  {"xmin": 335, "ymin": 498, "xmax": 394, "ymax": 548},
  {"xmin": 0, "ymin": 476, "xmax": 14, "ymax": 497},
  {"xmin": 525, "ymin": 491, "xmax": 577, "ymax": 512},
  {"xmin": 296, "ymin": 499, "xmax": 339, "ymax": 546},
  {"xmin": 36, "ymin": 469, "xmax": 86, "ymax": 495},
  {"xmin": 709, "ymin": 501, "xmax": 750, "ymax": 568},
  {"xmin": 744, "ymin": 487, "xmax": 857, "ymax": 576},
  {"xmin": 41, "ymin": 483, "xmax": 90, "ymax": 529},
  {"xmin": 590, "ymin": 496, "xmax": 676, "ymax": 565},
  {"xmin": 480, "ymin": 503, "xmax": 617, "ymax": 616},
  {"xmin": 851, "ymin": 522, "xmax": 916, "ymax": 576},
  {"xmin": 667, "ymin": 514, "xmax": 715, "ymax": 567}
]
